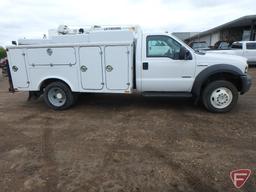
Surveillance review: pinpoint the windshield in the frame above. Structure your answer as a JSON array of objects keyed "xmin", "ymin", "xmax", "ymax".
[
  {"xmin": 219, "ymin": 42, "xmax": 230, "ymax": 49},
  {"xmin": 193, "ymin": 42, "xmax": 208, "ymax": 49}
]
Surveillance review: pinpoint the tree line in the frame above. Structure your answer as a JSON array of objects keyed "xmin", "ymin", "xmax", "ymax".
[{"xmin": 0, "ymin": 47, "xmax": 7, "ymax": 60}]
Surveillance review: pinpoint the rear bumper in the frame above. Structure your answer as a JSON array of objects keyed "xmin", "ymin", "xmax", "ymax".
[{"xmin": 240, "ymin": 74, "xmax": 252, "ymax": 94}]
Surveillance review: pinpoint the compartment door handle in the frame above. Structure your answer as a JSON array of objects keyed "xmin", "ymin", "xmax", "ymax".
[
  {"xmin": 106, "ymin": 65, "xmax": 113, "ymax": 72},
  {"xmin": 143, "ymin": 62, "xmax": 148, "ymax": 70}
]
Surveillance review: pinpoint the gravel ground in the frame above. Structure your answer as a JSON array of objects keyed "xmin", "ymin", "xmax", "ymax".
[{"xmin": 0, "ymin": 68, "xmax": 255, "ymax": 192}]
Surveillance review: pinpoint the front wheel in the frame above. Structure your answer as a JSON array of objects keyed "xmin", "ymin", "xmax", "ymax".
[
  {"xmin": 202, "ymin": 80, "xmax": 238, "ymax": 113},
  {"xmin": 44, "ymin": 81, "xmax": 76, "ymax": 110}
]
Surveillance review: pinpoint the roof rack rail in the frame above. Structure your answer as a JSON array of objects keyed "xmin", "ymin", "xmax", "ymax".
[{"xmin": 48, "ymin": 25, "xmax": 140, "ymax": 37}]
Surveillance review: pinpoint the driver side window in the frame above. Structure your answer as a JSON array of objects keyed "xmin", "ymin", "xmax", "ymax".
[{"xmin": 147, "ymin": 35, "xmax": 182, "ymax": 60}]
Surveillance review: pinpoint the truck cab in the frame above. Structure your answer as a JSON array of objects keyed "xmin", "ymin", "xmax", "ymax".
[{"xmin": 138, "ymin": 33, "xmax": 196, "ymax": 93}]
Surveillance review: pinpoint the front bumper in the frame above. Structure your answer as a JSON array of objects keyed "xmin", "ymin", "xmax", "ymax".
[{"xmin": 240, "ymin": 74, "xmax": 252, "ymax": 94}]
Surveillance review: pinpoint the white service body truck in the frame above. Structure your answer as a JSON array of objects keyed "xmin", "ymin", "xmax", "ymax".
[{"xmin": 6, "ymin": 26, "xmax": 252, "ymax": 112}]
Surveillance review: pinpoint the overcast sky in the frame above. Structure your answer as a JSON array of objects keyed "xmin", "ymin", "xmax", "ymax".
[{"xmin": 0, "ymin": 0, "xmax": 255, "ymax": 46}]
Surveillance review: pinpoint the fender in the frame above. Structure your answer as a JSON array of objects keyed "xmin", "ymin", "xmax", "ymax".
[
  {"xmin": 192, "ymin": 64, "xmax": 244, "ymax": 97},
  {"xmin": 37, "ymin": 76, "xmax": 75, "ymax": 91}
]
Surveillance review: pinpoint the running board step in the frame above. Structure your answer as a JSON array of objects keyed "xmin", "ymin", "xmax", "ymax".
[{"xmin": 142, "ymin": 92, "xmax": 193, "ymax": 98}]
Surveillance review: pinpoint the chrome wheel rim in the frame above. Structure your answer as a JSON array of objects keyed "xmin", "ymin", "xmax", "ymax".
[
  {"xmin": 210, "ymin": 87, "xmax": 233, "ymax": 109},
  {"xmin": 48, "ymin": 87, "xmax": 66, "ymax": 107}
]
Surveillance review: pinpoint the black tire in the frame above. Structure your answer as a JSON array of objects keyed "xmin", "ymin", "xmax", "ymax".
[
  {"xmin": 43, "ymin": 81, "xmax": 75, "ymax": 110},
  {"xmin": 202, "ymin": 80, "xmax": 238, "ymax": 113}
]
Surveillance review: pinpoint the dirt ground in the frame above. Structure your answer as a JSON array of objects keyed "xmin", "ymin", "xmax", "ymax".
[{"xmin": 0, "ymin": 68, "xmax": 256, "ymax": 192}]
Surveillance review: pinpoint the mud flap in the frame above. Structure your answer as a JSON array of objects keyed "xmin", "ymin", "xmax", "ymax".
[
  {"xmin": 6, "ymin": 60, "xmax": 15, "ymax": 93},
  {"xmin": 28, "ymin": 91, "xmax": 41, "ymax": 101}
]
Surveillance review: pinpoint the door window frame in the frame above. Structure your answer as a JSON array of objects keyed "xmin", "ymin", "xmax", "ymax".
[
  {"xmin": 246, "ymin": 42, "xmax": 256, "ymax": 50},
  {"xmin": 146, "ymin": 35, "xmax": 192, "ymax": 60},
  {"xmin": 231, "ymin": 43, "xmax": 243, "ymax": 49}
]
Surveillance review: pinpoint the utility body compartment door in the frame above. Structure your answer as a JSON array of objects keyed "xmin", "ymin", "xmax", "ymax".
[
  {"xmin": 104, "ymin": 46, "xmax": 131, "ymax": 91},
  {"xmin": 27, "ymin": 47, "xmax": 76, "ymax": 66},
  {"xmin": 79, "ymin": 47, "xmax": 104, "ymax": 90},
  {"xmin": 7, "ymin": 49, "xmax": 29, "ymax": 89}
]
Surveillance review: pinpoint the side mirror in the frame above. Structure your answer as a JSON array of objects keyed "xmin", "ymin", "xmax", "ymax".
[{"xmin": 179, "ymin": 47, "xmax": 192, "ymax": 60}]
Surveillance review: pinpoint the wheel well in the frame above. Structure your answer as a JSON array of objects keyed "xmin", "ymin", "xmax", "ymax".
[
  {"xmin": 40, "ymin": 78, "xmax": 72, "ymax": 92},
  {"xmin": 201, "ymin": 73, "xmax": 242, "ymax": 93}
]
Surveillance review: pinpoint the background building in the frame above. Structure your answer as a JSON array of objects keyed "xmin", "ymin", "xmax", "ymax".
[
  {"xmin": 172, "ymin": 32, "xmax": 199, "ymax": 41},
  {"xmin": 185, "ymin": 15, "xmax": 256, "ymax": 46}
]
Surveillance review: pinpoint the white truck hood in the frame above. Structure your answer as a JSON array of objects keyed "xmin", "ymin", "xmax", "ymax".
[
  {"xmin": 195, "ymin": 52, "xmax": 247, "ymax": 74},
  {"xmin": 206, "ymin": 49, "xmax": 237, "ymax": 55}
]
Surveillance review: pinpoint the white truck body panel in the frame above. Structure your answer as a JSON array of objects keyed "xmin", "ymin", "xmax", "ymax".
[
  {"xmin": 8, "ymin": 42, "xmax": 134, "ymax": 94},
  {"xmin": 8, "ymin": 26, "xmax": 137, "ymax": 93}
]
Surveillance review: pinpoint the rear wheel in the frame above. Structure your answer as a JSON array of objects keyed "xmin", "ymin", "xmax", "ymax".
[
  {"xmin": 202, "ymin": 80, "xmax": 238, "ymax": 113},
  {"xmin": 44, "ymin": 81, "xmax": 75, "ymax": 110}
]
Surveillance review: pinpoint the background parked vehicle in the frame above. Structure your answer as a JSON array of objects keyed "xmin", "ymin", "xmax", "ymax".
[
  {"xmin": 207, "ymin": 41, "xmax": 256, "ymax": 66},
  {"xmin": 213, "ymin": 41, "xmax": 232, "ymax": 50}
]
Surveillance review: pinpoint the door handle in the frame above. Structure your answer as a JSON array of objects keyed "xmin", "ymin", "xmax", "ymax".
[{"xmin": 143, "ymin": 62, "xmax": 148, "ymax": 70}]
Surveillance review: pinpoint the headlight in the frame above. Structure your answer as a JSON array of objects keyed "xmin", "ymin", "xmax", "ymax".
[{"xmin": 245, "ymin": 66, "xmax": 248, "ymax": 74}]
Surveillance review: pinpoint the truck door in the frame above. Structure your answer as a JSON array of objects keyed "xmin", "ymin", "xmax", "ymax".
[
  {"xmin": 8, "ymin": 49, "xmax": 29, "ymax": 88},
  {"xmin": 105, "ymin": 46, "xmax": 131, "ymax": 90},
  {"xmin": 141, "ymin": 35, "xmax": 196, "ymax": 92},
  {"xmin": 79, "ymin": 47, "xmax": 103, "ymax": 90},
  {"xmin": 230, "ymin": 42, "xmax": 244, "ymax": 56},
  {"xmin": 244, "ymin": 42, "xmax": 256, "ymax": 62}
]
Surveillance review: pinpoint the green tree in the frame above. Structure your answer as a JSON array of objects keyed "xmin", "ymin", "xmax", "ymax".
[{"xmin": 0, "ymin": 47, "xmax": 7, "ymax": 60}]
